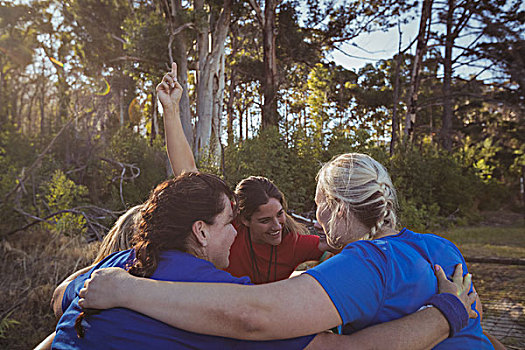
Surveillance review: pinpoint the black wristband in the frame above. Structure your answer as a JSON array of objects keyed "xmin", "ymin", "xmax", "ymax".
[{"xmin": 425, "ymin": 293, "xmax": 469, "ymax": 337}]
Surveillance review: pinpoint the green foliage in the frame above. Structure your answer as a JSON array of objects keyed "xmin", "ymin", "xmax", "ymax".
[
  {"xmin": 0, "ymin": 312, "xmax": 20, "ymax": 339},
  {"xmin": 0, "ymin": 125, "xmax": 34, "ymax": 195},
  {"xmin": 397, "ymin": 197, "xmax": 442, "ymax": 232},
  {"xmin": 103, "ymin": 127, "xmax": 167, "ymax": 207},
  {"xmin": 42, "ymin": 169, "xmax": 88, "ymax": 236},
  {"xmin": 389, "ymin": 142, "xmax": 483, "ymax": 228}
]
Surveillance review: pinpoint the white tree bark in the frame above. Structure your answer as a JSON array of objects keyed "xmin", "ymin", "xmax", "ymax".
[
  {"xmin": 211, "ymin": 51, "xmax": 226, "ymax": 163},
  {"xmin": 193, "ymin": 0, "xmax": 232, "ymax": 162}
]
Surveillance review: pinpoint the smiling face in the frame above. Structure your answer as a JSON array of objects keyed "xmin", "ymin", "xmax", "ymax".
[
  {"xmin": 204, "ymin": 195, "xmax": 238, "ymax": 269},
  {"xmin": 243, "ymin": 198, "xmax": 285, "ymax": 246}
]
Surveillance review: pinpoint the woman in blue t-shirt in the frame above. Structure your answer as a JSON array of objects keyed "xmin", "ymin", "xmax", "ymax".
[{"xmin": 76, "ymin": 153, "xmax": 501, "ymax": 349}]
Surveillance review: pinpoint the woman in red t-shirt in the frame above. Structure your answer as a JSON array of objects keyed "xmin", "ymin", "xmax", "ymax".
[{"xmin": 159, "ymin": 64, "xmax": 332, "ymax": 283}]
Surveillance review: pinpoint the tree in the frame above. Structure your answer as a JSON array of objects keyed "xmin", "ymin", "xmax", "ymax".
[
  {"xmin": 404, "ymin": 0, "xmax": 433, "ymax": 140},
  {"xmin": 193, "ymin": 0, "xmax": 232, "ymax": 162},
  {"xmin": 247, "ymin": 0, "xmax": 280, "ymax": 128}
]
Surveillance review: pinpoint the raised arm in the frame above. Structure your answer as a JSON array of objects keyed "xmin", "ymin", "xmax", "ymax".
[
  {"xmin": 79, "ymin": 264, "xmax": 475, "ymax": 343},
  {"xmin": 158, "ymin": 62, "xmax": 197, "ymax": 175}
]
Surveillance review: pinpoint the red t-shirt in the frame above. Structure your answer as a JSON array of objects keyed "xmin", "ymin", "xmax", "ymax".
[{"xmin": 225, "ymin": 223, "xmax": 323, "ymax": 284}]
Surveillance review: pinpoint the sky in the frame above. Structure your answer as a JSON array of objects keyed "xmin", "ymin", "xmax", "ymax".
[{"xmin": 329, "ymin": 20, "xmax": 420, "ymax": 71}]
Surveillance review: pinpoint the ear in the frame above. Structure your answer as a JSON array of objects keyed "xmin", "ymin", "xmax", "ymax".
[
  {"xmin": 240, "ymin": 215, "xmax": 250, "ymax": 228},
  {"xmin": 191, "ymin": 220, "xmax": 208, "ymax": 247}
]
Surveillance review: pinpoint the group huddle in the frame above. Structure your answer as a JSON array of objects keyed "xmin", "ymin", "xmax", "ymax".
[{"xmin": 38, "ymin": 64, "xmax": 501, "ymax": 349}]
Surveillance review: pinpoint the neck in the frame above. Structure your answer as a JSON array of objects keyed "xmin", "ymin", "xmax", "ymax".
[
  {"xmin": 186, "ymin": 238, "xmax": 208, "ymax": 261},
  {"xmin": 374, "ymin": 227, "xmax": 399, "ymax": 239}
]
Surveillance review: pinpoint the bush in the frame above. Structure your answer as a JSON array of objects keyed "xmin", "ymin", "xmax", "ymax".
[
  {"xmin": 41, "ymin": 170, "xmax": 88, "ymax": 236},
  {"xmin": 397, "ymin": 197, "xmax": 442, "ymax": 232},
  {"xmin": 388, "ymin": 142, "xmax": 482, "ymax": 227},
  {"xmin": 102, "ymin": 128, "xmax": 168, "ymax": 208}
]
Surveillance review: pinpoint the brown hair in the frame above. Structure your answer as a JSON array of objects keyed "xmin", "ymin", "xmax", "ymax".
[
  {"xmin": 235, "ymin": 176, "xmax": 306, "ymax": 236},
  {"xmin": 129, "ymin": 172, "xmax": 235, "ymax": 277},
  {"xmin": 76, "ymin": 172, "xmax": 235, "ymax": 338}
]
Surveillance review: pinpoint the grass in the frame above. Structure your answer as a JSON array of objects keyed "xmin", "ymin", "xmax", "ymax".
[
  {"xmin": 0, "ymin": 229, "xmax": 99, "ymax": 350},
  {"xmin": 436, "ymin": 225, "xmax": 525, "ymax": 259}
]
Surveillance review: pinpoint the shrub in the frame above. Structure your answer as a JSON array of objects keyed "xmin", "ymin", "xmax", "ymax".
[
  {"xmin": 388, "ymin": 142, "xmax": 482, "ymax": 226},
  {"xmin": 102, "ymin": 128, "xmax": 167, "ymax": 208},
  {"xmin": 41, "ymin": 170, "xmax": 88, "ymax": 236}
]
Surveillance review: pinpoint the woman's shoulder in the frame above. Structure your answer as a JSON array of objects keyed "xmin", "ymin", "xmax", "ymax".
[
  {"xmin": 382, "ymin": 228, "xmax": 463, "ymax": 262},
  {"xmin": 155, "ymin": 250, "xmax": 252, "ymax": 285},
  {"xmin": 96, "ymin": 249, "xmax": 135, "ymax": 269},
  {"xmin": 402, "ymin": 228, "xmax": 459, "ymax": 248}
]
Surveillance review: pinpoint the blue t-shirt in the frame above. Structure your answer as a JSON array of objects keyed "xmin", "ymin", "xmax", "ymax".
[
  {"xmin": 53, "ymin": 249, "xmax": 314, "ymax": 349},
  {"xmin": 305, "ymin": 228, "xmax": 493, "ymax": 349}
]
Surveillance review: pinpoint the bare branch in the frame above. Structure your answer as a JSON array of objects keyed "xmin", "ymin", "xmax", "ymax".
[
  {"xmin": 172, "ymin": 22, "xmax": 194, "ymax": 36},
  {"xmin": 100, "ymin": 157, "xmax": 140, "ymax": 207},
  {"xmin": 247, "ymin": 0, "xmax": 264, "ymax": 26}
]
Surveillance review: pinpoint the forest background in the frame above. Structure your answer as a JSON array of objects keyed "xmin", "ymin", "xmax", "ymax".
[{"xmin": 0, "ymin": 0, "xmax": 523, "ymax": 348}]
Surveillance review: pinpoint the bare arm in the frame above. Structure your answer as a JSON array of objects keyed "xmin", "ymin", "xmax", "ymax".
[
  {"xmin": 483, "ymin": 331, "xmax": 507, "ymax": 350},
  {"xmin": 306, "ymin": 307, "xmax": 450, "ymax": 350},
  {"xmin": 78, "ymin": 264, "xmax": 475, "ymax": 342},
  {"xmin": 158, "ymin": 63, "xmax": 197, "ymax": 175},
  {"xmin": 81, "ymin": 272, "xmax": 341, "ymax": 340},
  {"xmin": 34, "ymin": 331, "xmax": 55, "ymax": 350},
  {"xmin": 51, "ymin": 265, "xmax": 93, "ymax": 319}
]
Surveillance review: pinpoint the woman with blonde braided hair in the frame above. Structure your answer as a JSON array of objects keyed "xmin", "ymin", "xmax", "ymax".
[
  {"xmin": 77, "ymin": 152, "xmax": 495, "ymax": 349},
  {"xmin": 315, "ymin": 153, "xmax": 398, "ymax": 245}
]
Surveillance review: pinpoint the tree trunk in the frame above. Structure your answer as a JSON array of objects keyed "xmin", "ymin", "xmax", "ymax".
[
  {"xmin": 441, "ymin": 0, "xmax": 454, "ymax": 151},
  {"xmin": 261, "ymin": 0, "xmax": 279, "ymax": 128},
  {"xmin": 150, "ymin": 90, "xmax": 159, "ymax": 145},
  {"xmin": 39, "ymin": 81, "xmax": 46, "ymax": 136},
  {"xmin": 211, "ymin": 51, "xmax": 226, "ymax": 164},
  {"xmin": 226, "ymin": 26, "xmax": 239, "ymax": 146},
  {"xmin": 193, "ymin": 0, "xmax": 231, "ymax": 162},
  {"xmin": 0, "ymin": 66, "xmax": 6, "ymax": 126},
  {"xmin": 119, "ymin": 88, "xmax": 125, "ymax": 126},
  {"xmin": 404, "ymin": 0, "xmax": 433, "ymax": 140},
  {"xmin": 239, "ymin": 101, "xmax": 244, "ymax": 142},
  {"xmin": 226, "ymin": 70, "xmax": 236, "ymax": 146},
  {"xmin": 26, "ymin": 89, "xmax": 37, "ymax": 136},
  {"xmin": 390, "ymin": 25, "xmax": 403, "ymax": 156},
  {"xmin": 12, "ymin": 87, "xmax": 19, "ymax": 130}
]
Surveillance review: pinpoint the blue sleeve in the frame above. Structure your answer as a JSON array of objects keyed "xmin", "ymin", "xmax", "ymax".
[
  {"xmin": 62, "ymin": 250, "xmax": 134, "ymax": 312},
  {"xmin": 304, "ymin": 241, "xmax": 388, "ymax": 328},
  {"xmin": 61, "ymin": 272, "xmax": 90, "ymax": 312}
]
